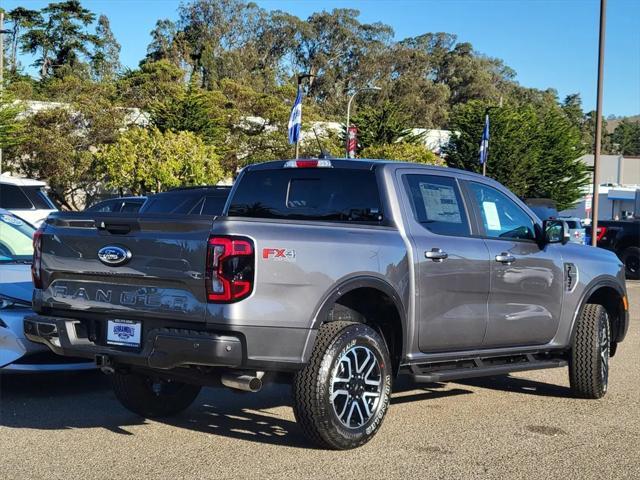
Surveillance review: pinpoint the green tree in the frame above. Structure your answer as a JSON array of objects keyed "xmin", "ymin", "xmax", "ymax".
[
  {"xmin": 91, "ymin": 14, "xmax": 121, "ymax": 82},
  {"xmin": 19, "ymin": 0, "xmax": 99, "ymax": 78},
  {"xmin": 95, "ymin": 127, "xmax": 225, "ymax": 194},
  {"xmin": 611, "ymin": 119, "xmax": 640, "ymax": 155},
  {"xmin": 0, "ymin": 91, "xmax": 25, "ymax": 150},
  {"xmin": 351, "ymin": 101, "xmax": 423, "ymax": 151},
  {"xmin": 8, "ymin": 108, "xmax": 96, "ymax": 210},
  {"xmin": 360, "ymin": 143, "xmax": 443, "ymax": 165},
  {"xmin": 5, "ymin": 7, "xmax": 42, "ymax": 74},
  {"xmin": 442, "ymin": 101, "xmax": 588, "ymax": 210},
  {"xmin": 150, "ymin": 83, "xmax": 228, "ymax": 145},
  {"xmin": 117, "ymin": 60, "xmax": 185, "ymax": 109}
]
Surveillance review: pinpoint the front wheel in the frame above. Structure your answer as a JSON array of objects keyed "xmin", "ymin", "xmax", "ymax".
[
  {"xmin": 569, "ymin": 304, "xmax": 610, "ymax": 399},
  {"xmin": 293, "ymin": 321, "xmax": 392, "ymax": 450},
  {"xmin": 111, "ymin": 371, "xmax": 202, "ymax": 418}
]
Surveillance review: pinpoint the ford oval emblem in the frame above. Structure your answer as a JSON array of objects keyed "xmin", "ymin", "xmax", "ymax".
[{"xmin": 97, "ymin": 245, "xmax": 132, "ymax": 266}]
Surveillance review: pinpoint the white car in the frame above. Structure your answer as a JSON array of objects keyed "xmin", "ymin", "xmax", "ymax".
[
  {"xmin": 0, "ymin": 174, "xmax": 58, "ymax": 227},
  {"xmin": 0, "ymin": 209, "xmax": 94, "ymax": 372}
]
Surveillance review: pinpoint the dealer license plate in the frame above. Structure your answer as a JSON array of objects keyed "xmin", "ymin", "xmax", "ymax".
[{"xmin": 106, "ymin": 319, "xmax": 142, "ymax": 347}]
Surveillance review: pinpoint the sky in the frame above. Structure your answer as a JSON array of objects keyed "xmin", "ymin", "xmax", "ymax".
[{"xmin": 4, "ymin": 0, "xmax": 640, "ymax": 117}]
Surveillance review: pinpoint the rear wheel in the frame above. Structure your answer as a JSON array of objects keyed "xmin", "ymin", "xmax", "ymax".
[
  {"xmin": 569, "ymin": 304, "xmax": 610, "ymax": 399},
  {"xmin": 293, "ymin": 321, "xmax": 392, "ymax": 450},
  {"xmin": 111, "ymin": 371, "xmax": 201, "ymax": 418},
  {"xmin": 621, "ymin": 246, "xmax": 640, "ymax": 280}
]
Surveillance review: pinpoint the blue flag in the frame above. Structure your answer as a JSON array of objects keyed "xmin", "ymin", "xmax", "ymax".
[
  {"xmin": 288, "ymin": 86, "xmax": 302, "ymax": 144},
  {"xmin": 479, "ymin": 114, "xmax": 490, "ymax": 165}
]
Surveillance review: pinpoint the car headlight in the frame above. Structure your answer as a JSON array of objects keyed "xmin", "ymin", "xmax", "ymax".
[{"xmin": 0, "ymin": 294, "xmax": 32, "ymax": 310}]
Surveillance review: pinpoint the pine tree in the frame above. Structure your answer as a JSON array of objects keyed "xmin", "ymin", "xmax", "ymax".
[
  {"xmin": 442, "ymin": 100, "xmax": 589, "ymax": 210},
  {"xmin": 92, "ymin": 15, "xmax": 121, "ymax": 82}
]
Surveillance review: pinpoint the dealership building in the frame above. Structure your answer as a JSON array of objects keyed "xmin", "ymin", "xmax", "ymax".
[{"xmin": 561, "ymin": 154, "xmax": 640, "ymax": 220}]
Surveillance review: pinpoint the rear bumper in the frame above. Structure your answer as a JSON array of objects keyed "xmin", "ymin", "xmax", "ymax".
[{"xmin": 24, "ymin": 315, "xmax": 313, "ymax": 372}]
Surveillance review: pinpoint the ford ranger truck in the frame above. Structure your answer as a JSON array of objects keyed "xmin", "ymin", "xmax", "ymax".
[{"xmin": 25, "ymin": 159, "xmax": 630, "ymax": 450}]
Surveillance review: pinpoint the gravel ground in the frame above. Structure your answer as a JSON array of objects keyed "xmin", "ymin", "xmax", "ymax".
[{"xmin": 1, "ymin": 281, "xmax": 638, "ymax": 480}]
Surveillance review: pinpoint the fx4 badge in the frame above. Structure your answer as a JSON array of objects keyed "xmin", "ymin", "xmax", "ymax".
[{"xmin": 262, "ymin": 248, "xmax": 296, "ymax": 262}]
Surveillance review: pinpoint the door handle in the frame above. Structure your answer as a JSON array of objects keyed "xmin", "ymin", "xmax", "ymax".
[
  {"xmin": 425, "ymin": 248, "xmax": 448, "ymax": 262},
  {"xmin": 495, "ymin": 253, "xmax": 516, "ymax": 264}
]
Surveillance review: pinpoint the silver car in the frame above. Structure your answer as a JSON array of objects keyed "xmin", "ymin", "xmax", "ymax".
[
  {"xmin": 0, "ymin": 209, "xmax": 93, "ymax": 372},
  {"xmin": 559, "ymin": 216, "xmax": 587, "ymax": 245}
]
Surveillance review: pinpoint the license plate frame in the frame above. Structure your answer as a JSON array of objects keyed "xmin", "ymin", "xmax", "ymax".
[{"xmin": 106, "ymin": 319, "xmax": 142, "ymax": 348}]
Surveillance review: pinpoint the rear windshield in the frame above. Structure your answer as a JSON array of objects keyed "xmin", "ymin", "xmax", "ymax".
[
  {"xmin": 228, "ymin": 168, "xmax": 383, "ymax": 223},
  {"xmin": 564, "ymin": 220, "xmax": 582, "ymax": 229}
]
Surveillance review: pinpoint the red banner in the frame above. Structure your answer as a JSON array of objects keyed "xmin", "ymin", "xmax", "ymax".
[{"xmin": 347, "ymin": 126, "xmax": 358, "ymax": 158}]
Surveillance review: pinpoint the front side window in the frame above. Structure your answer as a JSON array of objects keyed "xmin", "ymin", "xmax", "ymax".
[
  {"xmin": 0, "ymin": 213, "xmax": 35, "ymax": 262},
  {"xmin": 468, "ymin": 182, "xmax": 535, "ymax": 241},
  {"xmin": 0, "ymin": 184, "xmax": 33, "ymax": 210},
  {"xmin": 404, "ymin": 174, "xmax": 470, "ymax": 236}
]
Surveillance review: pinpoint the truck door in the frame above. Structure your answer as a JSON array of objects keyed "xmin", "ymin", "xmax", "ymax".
[
  {"xmin": 398, "ymin": 171, "xmax": 490, "ymax": 352},
  {"xmin": 463, "ymin": 180, "xmax": 564, "ymax": 348}
]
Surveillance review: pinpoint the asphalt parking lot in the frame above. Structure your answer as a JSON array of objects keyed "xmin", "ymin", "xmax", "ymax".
[{"xmin": 1, "ymin": 282, "xmax": 638, "ymax": 480}]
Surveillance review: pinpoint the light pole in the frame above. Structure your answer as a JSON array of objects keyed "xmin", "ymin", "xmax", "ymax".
[
  {"xmin": 591, "ymin": 0, "xmax": 607, "ymax": 246},
  {"xmin": 345, "ymin": 86, "xmax": 381, "ymax": 158}
]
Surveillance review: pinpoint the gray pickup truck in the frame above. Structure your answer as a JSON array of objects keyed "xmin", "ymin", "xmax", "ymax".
[{"xmin": 25, "ymin": 159, "xmax": 629, "ymax": 449}]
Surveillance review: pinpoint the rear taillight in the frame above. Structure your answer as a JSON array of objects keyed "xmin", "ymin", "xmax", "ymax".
[
  {"xmin": 32, "ymin": 227, "xmax": 44, "ymax": 289},
  {"xmin": 596, "ymin": 226, "xmax": 607, "ymax": 242},
  {"xmin": 205, "ymin": 236, "xmax": 254, "ymax": 303}
]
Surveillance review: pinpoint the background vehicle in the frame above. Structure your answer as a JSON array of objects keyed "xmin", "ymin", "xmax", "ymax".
[
  {"xmin": 558, "ymin": 216, "xmax": 586, "ymax": 245},
  {"xmin": 0, "ymin": 174, "xmax": 58, "ymax": 226},
  {"xmin": 0, "ymin": 209, "xmax": 93, "ymax": 372},
  {"xmin": 139, "ymin": 186, "xmax": 231, "ymax": 215},
  {"xmin": 85, "ymin": 196, "xmax": 147, "ymax": 213},
  {"xmin": 523, "ymin": 198, "xmax": 558, "ymax": 221},
  {"xmin": 586, "ymin": 220, "xmax": 640, "ymax": 279},
  {"xmin": 25, "ymin": 160, "xmax": 628, "ymax": 449}
]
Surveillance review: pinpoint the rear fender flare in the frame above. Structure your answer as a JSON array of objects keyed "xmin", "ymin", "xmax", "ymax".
[{"xmin": 303, "ymin": 275, "xmax": 407, "ymax": 361}]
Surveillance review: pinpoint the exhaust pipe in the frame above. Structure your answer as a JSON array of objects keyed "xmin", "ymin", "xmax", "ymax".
[{"xmin": 221, "ymin": 372, "xmax": 263, "ymax": 392}]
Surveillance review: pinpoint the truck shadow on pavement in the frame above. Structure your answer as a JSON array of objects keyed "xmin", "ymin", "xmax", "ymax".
[
  {"xmin": 0, "ymin": 371, "xmax": 567, "ymax": 448},
  {"xmin": 455, "ymin": 375, "xmax": 575, "ymax": 398}
]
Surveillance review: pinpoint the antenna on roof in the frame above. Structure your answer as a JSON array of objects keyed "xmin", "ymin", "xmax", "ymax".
[{"xmin": 312, "ymin": 127, "xmax": 333, "ymax": 159}]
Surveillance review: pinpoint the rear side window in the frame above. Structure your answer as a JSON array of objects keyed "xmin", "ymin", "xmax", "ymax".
[
  {"xmin": 91, "ymin": 199, "xmax": 119, "ymax": 212},
  {"xmin": 228, "ymin": 169, "xmax": 383, "ymax": 223},
  {"xmin": 404, "ymin": 174, "xmax": 470, "ymax": 236},
  {"xmin": 23, "ymin": 187, "xmax": 56, "ymax": 209},
  {"xmin": 121, "ymin": 201, "xmax": 143, "ymax": 213},
  {"xmin": 0, "ymin": 184, "xmax": 33, "ymax": 209}
]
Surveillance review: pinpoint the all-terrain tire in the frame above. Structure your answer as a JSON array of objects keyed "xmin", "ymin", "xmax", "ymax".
[
  {"xmin": 111, "ymin": 371, "xmax": 202, "ymax": 418},
  {"xmin": 621, "ymin": 246, "xmax": 640, "ymax": 280},
  {"xmin": 569, "ymin": 304, "xmax": 610, "ymax": 399},
  {"xmin": 292, "ymin": 321, "xmax": 392, "ymax": 450}
]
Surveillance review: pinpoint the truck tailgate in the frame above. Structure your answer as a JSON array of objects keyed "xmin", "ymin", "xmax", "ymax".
[{"xmin": 38, "ymin": 213, "xmax": 214, "ymax": 322}]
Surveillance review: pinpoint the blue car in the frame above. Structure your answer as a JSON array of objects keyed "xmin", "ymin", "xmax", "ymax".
[{"xmin": 0, "ymin": 209, "xmax": 94, "ymax": 372}]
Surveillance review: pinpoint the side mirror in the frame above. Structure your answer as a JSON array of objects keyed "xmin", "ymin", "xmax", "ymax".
[{"xmin": 542, "ymin": 219, "xmax": 570, "ymax": 245}]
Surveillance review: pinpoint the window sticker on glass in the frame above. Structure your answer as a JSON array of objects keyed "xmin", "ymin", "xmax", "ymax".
[
  {"xmin": 482, "ymin": 201, "xmax": 501, "ymax": 231},
  {"xmin": 419, "ymin": 183, "xmax": 462, "ymax": 223}
]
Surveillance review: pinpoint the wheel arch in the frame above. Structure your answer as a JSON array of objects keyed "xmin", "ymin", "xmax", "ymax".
[
  {"xmin": 571, "ymin": 277, "xmax": 628, "ymax": 352},
  {"xmin": 307, "ymin": 275, "xmax": 407, "ymax": 375}
]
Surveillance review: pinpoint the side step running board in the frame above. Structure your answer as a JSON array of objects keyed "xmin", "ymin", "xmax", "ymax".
[{"xmin": 409, "ymin": 356, "xmax": 567, "ymax": 383}]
